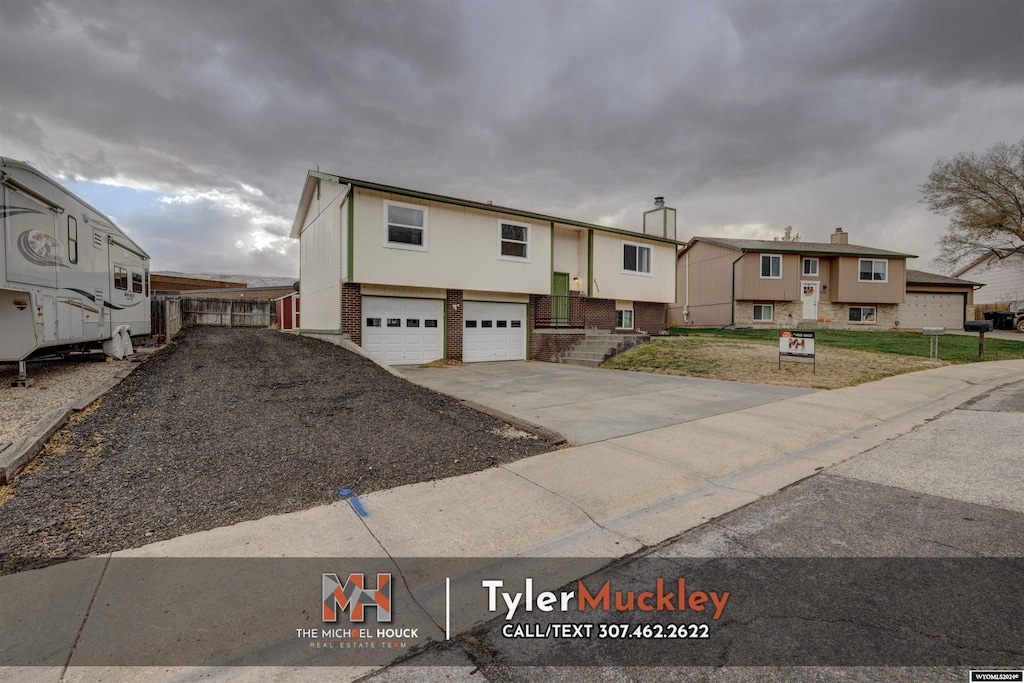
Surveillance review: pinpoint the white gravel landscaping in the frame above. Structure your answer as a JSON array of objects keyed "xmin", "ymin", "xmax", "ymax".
[{"xmin": 0, "ymin": 354, "xmax": 128, "ymax": 446}]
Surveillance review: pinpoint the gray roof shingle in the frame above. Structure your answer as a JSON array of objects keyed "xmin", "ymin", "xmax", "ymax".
[
  {"xmin": 689, "ymin": 236, "xmax": 916, "ymax": 258},
  {"xmin": 906, "ymin": 269, "xmax": 982, "ymax": 286}
]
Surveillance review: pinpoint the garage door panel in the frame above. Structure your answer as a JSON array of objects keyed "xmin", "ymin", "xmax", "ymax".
[
  {"xmin": 900, "ymin": 293, "xmax": 964, "ymax": 330},
  {"xmin": 463, "ymin": 301, "xmax": 526, "ymax": 362},
  {"xmin": 362, "ymin": 296, "xmax": 444, "ymax": 365}
]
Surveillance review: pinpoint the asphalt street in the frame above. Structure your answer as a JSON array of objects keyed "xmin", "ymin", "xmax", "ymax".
[{"xmin": 365, "ymin": 379, "xmax": 1024, "ymax": 682}]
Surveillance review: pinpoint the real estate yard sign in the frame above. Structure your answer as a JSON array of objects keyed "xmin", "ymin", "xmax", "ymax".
[{"xmin": 779, "ymin": 330, "xmax": 815, "ymax": 373}]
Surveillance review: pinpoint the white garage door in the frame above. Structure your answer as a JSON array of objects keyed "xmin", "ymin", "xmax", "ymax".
[
  {"xmin": 900, "ymin": 293, "xmax": 965, "ymax": 329},
  {"xmin": 362, "ymin": 296, "xmax": 444, "ymax": 365},
  {"xmin": 463, "ymin": 301, "xmax": 527, "ymax": 362}
]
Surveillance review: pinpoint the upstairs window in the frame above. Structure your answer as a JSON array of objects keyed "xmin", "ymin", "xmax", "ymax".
[
  {"xmin": 499, "ymin": 220, "xmax": 530, "ymax": 260},
  {"xmin": 760, "ymin": 254, "xmax": 782, "ymax": 279},
  {"xmin": 623, "ymin": 242, "xmax": 652, "ymax": 274},
  {"xmin": 384, "ymin": 200, "xmax": 427, "ymax": 250},
  {"xmin": 802, "ymin": 257, "xmax": 818, "ymax": 276},
  {"xmin": 859, "ymin": 259, "xmax": 887, "ymax": 282}
]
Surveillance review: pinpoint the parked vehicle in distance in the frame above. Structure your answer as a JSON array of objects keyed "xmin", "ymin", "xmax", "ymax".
[{"xmin": 1, "ymin": 158, "xmax": 151, "ymax": 365}]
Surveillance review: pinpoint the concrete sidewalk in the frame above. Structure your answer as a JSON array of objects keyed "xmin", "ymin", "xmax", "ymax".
[{"xmin": 4, "ymin": 359, "xmax": 1024, "ymax": 682}]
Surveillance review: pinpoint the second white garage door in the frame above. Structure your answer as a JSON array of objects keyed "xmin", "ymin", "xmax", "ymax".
[
  {"xmin": 362, "ymin": 296, "xmax": 444, "ymax": 365},
  {"xmin": 463, "ymin": 301, "xmax": 527, "ymax": 362},
  {"xmin": 900, "ymin": 293, "xmax": 965, "ymax": 329}
]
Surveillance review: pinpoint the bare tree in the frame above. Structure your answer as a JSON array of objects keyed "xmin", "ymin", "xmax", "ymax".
[
  {"xmin": 773, "ymin": 225, "xmax": 801, "ymax": 242},
  {"xmin": 923, "ymin": 139, "xmax": 1024, "ymax": 270}
]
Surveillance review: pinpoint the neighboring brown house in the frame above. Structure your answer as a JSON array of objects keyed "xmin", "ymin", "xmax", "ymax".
[
  {"xmin": 151, "ymin": 274, "xmax": 246, "ymax": 295},
  {"xmin": 670, "ymin": 228, "xmax": 919, "ymax": 329}
]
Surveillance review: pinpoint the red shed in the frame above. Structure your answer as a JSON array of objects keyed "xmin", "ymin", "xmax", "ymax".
[{"xmin": 275, "ymin": 292, "xmax": 300, "ymax": 330}]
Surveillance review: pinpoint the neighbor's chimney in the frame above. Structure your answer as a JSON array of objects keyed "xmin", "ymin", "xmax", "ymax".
[
  {"xmin": 654, "ymin": 196, "xmax": 665, "ymax": 209},
  {"xmin": 831, "ymin": 227, "xmax": 848, "ymax": 245}
]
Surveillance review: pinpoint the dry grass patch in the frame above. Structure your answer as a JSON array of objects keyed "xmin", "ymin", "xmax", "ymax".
[{"xmin": 604, "ymin": 337, "xmax": 945, "ymax": 389}]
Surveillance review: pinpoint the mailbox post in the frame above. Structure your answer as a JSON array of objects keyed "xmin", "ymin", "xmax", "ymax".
[
  {"xmin": 963, "ymin": 320, "xmax": 993, "ymax": 360},
  {"xmin": 922, "ymin": 327, "xmax": 944, "ymax": 360}
]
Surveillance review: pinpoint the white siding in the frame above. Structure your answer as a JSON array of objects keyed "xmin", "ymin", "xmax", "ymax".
[
  {"xmin": 298, "ymin": 182, "xmax": 347, "ymax": 330},
  {"xmin": 959, "ymin": 254, "xmax": 1024, "ymax": 305},
  {"xmin": 591, "ymin": 232, "xmax": 676, "ymax": 303},
  {"xmin": 353, "ymin": 189, "xmax": 552, "ymax": 294},
  {"xmin": 552, "ymin": 227, "xmax": 582, "ymax": 283}
]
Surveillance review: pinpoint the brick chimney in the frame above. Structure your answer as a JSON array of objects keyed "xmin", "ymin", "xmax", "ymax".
[{"xmin": 830, "ymin": 227, "xmax": 848, "ymax": 245}]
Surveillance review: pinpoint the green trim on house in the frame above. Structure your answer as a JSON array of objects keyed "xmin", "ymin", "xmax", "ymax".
[
  {"xmin": 346, "ymin": 190, "xmax": 355, "ymax": 282},
  {"xmin": 309, "ymin": 171, "xmax": 685, "ymax": 247},
  {"xmin": 587, "ymin": 229, "xmax": 594, "ymax": 297}
]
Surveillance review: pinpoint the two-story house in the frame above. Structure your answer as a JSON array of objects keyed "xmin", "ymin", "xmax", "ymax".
[
  {"xmin": 289, "ymin": 171, "xmax": 682, "ymax": 364},
  {"xmin": 669, "ymin": 228, "xmax": 922, "ymax": 329}
]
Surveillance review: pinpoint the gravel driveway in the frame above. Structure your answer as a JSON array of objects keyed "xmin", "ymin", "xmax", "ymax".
[{"xmin": 0, "ymin": 328, "xmax": 551, "ymax": 574}]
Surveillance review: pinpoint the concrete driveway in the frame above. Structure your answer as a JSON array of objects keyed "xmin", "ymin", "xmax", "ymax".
[{"xmin": 401, "ymin": 360, "xmax": 813, "ymax": 444}]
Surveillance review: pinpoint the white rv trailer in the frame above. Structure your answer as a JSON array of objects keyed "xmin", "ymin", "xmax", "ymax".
[{"xmin": 1, "ymin": 158, "xmax": 151, "ymax": 379}]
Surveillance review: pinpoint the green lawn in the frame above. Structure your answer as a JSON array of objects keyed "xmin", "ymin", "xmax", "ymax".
[{"xmin": 664, "ymin": 328, "xmax": 1024, "ymax": 363}]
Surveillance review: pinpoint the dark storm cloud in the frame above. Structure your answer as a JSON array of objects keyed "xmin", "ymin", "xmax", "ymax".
[{"xmin": 1, "ymin": 0, "xmax": 1021, "ymax": 274}]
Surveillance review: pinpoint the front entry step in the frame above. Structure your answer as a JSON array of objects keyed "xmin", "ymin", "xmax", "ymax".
[{"xmin": 559, "ymin": 330, "xmax": 649, "ymax": 367}]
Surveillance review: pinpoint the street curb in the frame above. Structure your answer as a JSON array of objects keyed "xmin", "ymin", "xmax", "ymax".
[{"xmin": 0, "ymin": 361, "xmax": 141, "ymax": 484}]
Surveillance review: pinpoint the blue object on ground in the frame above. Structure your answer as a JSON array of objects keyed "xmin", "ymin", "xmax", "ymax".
[{"xmin": 349, "ymin": 497, "xmax": 368, "ymax": 517}]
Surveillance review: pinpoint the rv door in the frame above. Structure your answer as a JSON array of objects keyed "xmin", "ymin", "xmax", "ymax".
[{"xmin": 3, "ymin": 188, "xmax": 61, "ymax": 288}]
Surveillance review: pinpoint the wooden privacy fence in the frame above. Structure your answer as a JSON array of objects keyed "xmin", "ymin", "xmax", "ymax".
[
  {"xmin": 151, "ymin": 296, "xmax": 183, "ymax": 338},
  {"xmin": 181, "ymin": 297, "xmax": 275, "ymax": 328}
]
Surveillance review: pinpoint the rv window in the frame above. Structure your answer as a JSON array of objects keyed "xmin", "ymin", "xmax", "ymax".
[
  {"xmin": 145, "ymin": 269, "xmax": 150, "ymax": 297},
  {"xmin": 132, "ymin": 271, "xmax": 143, "ymax": 293},
  {"xmin": 68, "ymin": 216, "xmax": 79, "ymax": 264},
  {"xmin": 114, "ymin": 266, "xmax": 128, "ymax": 290}
]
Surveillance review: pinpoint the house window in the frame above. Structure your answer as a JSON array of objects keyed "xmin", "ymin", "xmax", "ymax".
[
  {"xmin": 499, "ymin": 221, "xmax": 530, "ymax": 260},
  {"xmin": 131, "ymin": 271, "xmax": 143, "ymax": 293},
  {"xmin": 616, "ymin": 309, "xmax": 634, "ymax": 329},
  {"xmin": 859, "ymin": 259, "xmax": 887, "ymax": 282},
  {"xmin": 623, "ymin": 242, "xmax": 652, "ymax": 274},
  {"xmin": 760, "ymin": 254, "xmax": 782, "ymax": 279},
  {"xmin": 802, "ymin": 258, "xmax": 818, "ymax": 276},
  {"xmin": 114, "ymin": 266, "xmax": 128, "ymax": 290},
  {"xmin": 753, "ymin": 304, "xmax": 774, "ymax": 321},
  {"xmin": 384, "ymin": 200, "xmax": 427, "ymax": 250},
  {"xmin": 68, "ymin": 216, "xmax": 78, "ymax": 264},
  {"xmin": 849, "ymin": 306, "xmax": 877, "ymax": 323}
]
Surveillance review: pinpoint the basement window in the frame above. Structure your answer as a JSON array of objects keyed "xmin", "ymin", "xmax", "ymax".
[
  {"xmin": 384, "ymin": 200, "xmax": 428, "ymax": 251},
  {"xmin": 849, "ymin": 306, "xmax": 877, "ymax": 323},
  {"xmin": 615, "ymin": 309, "xmax": 634, "ymax": 329},
  {"xmin": 753, "ymin": 304, "xmax": 773, "ymax": 321}
]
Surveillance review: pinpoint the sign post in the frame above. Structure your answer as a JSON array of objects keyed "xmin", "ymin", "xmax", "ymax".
[{"xmin": 779, "ymin": 330, "xmax": 816, "ymax": 373}]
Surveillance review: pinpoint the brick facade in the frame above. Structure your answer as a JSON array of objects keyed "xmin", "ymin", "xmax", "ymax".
[
  {"xmin": 736, "ymin": 299, "xmax": 901, "ymax": 330},
  {"xmin": 530, "ymin": 330, "xmax": 586, "ymax": 362},
  {"xmin": 341, "ymin": 282, "xmax": 362, "ymax": 343},
  {"xmin": 445, "ymin": 289, "xmax": 464, "ymax": 362},
  {"xmin": 634, "ymin": 301, "xmax": 667, "ymax": 333}
]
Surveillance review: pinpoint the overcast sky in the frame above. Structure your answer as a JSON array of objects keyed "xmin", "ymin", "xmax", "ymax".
[{"xmin": 1, "ymin": 0, "xmax": 1021, "ymax": 277}]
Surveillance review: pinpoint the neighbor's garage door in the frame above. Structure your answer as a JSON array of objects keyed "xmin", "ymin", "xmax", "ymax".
[
  {"xmin": 362, "ymin": 296, "xmax": 444, "ymax": 365},
  {"xmin": 463, "ymin": 301, "xmax": 527, "ymax": 362},
  {"xmin": 901, "ymin": 293, "xmax": 965, "ymax": 329}
]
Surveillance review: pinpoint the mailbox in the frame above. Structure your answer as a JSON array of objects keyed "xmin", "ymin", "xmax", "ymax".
[
  {"xmin": 922, "ymin": 327, "xmax": 945, "ymax": 336},
  {"xmin": 964, "ymin": 320, "xmax": 993, "ymax": 333}
]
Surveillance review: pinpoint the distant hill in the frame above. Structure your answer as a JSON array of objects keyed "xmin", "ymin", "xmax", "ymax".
[{"xmin": 154, "ymin": 271, "xmax": 298, "ymax": 288}]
